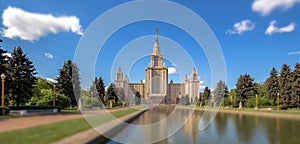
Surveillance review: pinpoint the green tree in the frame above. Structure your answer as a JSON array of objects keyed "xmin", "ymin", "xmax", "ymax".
[
  {"xmin": 28, "ymin": 89, "xmax": 70, "ymax": 109},
  {"xmin": 203, "ymin": 86, "xmax": 210, "ymax": 106},
  {"xmin": 235, "ymin": 74, "xmax": 255, "ymax": 107},
  {"xmin": 278, "ymin": 64, "xmax": 292, "ymax": 107},
  {"xmin": 253, "ymin": 82, "xmax": 272, "ymax": 107},
  {"xmin": 89, "ymin": 83, "xmax": 98, "ymax": 106},
  {"xmin": 0, "ymin": 44, "xmax": 8, "ymax": 74},
  {"xmin": 6, "ymin": 46, "xmax": 37, "ymax": 106},
  {"xmin": 80, "ymin": 89, "xmax": 92, "ymax": 107},
  {"xmin": 291, "ymin": 63, "xmax": 300, "ymax": 108},
  {"xmin": 266, "ymin": 67, "xmax": 279, "ymax": 105},
  {"xmin": 30, "ymin": 77, "xmax": 54, "ymax": 105},
  {"xmin": 56, "ymin": 59, "xmax": 81, "ymax": 108},
  {"xmin": 0, "ymin": 41, "xmax": 8, "ymax": 106},
  {"xmin": 106, "ymin": 83, "xmax": 118, "ymax": 103},
  {"xmin": 214, "ymin": 80, "xmax": 227, "ymax": 106},
  {"xmin": 228, "ymin": 89, "xmax": 236, "ymax": 106},
  {"xmin": 135, "ymin": 91, "xmax": 141, "ymax": 105},
  {"xmin": 95, "ymin": 77, "xmax": 105, "ymax": 103}
]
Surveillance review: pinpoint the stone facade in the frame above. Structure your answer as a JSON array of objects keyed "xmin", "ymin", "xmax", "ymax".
[{"xmin": 114, "ymin": 28, "xmax": 200, "ymax": 104}]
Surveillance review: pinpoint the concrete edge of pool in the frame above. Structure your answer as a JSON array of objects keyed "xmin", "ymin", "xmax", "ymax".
[{"xmin": 53, "ymin": 110, "xmax": 146, "ymax": 144}]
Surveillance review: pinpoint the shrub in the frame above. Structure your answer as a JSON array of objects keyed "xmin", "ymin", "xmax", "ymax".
[
  {"xmin": 246, "ymin": 97, "xmax": 256, "ymax": 108},
  {"xmin": 28, "ymin": 89, "xmax": 71, "ymax": 109},
  {"xmin": 195, "ymin": 101, "xmax": 201, "ymax": 107}
]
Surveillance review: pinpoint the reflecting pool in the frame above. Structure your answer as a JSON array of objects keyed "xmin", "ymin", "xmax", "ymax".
[{"xmin": 106, "ymin": 107, "xmax": 300, "ymax": 144}]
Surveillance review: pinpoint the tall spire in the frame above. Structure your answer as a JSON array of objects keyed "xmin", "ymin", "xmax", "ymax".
[
  {"xmin": 156, "ymin": 27, "xmax": 158, "ymax": 42},
  {"xmin": 152, "ymin": 27, "xmax": 161, "ymax": 56}
]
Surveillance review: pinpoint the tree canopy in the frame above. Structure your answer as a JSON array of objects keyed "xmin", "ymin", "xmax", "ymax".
[
  {"xmin": 279, "ymin": 64, "xmax": 292, "ymax": 107},
  {"xmin": 56, "ymin": 59, "xmax": 81, "ymax": 108},
  {"xmin": 266, "ymin": 67, "xmax": 279, "ymax": 104},
  {"xmin": 6, "ymin": 46, "xmax": 37, "ymax": 106},
  {"xmin": 235, "ymin": 74, "xmax": 255, "ymax": 107}
]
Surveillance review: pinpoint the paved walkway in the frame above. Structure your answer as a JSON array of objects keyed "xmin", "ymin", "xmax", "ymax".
[{"xmin": 0, "ymin": 108, "xmax": 129, "ymax": 133}]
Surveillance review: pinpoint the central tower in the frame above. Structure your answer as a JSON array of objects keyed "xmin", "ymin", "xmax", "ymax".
[{"xmin": 145, "ymin": 27, "xmax": 168, "ymax": 104}]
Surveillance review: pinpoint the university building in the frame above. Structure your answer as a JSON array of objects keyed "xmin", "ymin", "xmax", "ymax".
[{"xmin": 114, "ymin": 28, "xmax": 200, "ymax": 104}]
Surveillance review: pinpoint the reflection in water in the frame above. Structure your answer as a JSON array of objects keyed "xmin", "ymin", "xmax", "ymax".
[{"xmin": 107, "ymin": 107, "xmax": 300, "ymax": 144}]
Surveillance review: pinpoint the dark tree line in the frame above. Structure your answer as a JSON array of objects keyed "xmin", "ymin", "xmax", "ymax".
[{"xmin": 233, "ymin": 63, "xmax": 300, "ymax": 108}]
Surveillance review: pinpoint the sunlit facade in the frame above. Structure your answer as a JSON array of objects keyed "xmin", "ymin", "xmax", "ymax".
[{"xmin": 115, "ymin": 28, "xmax": 200, "ymax": 104}]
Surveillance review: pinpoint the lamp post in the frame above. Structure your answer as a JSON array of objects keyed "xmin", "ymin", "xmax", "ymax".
[
  {"xmin": 255, "ymin": 94, "xmax": 258, "ymax": 110},
  {"xmin": 1, "ymin": 73, "xmax": 5, "ymax": 109},
  {"xmin": 53, "ymin": 84, "xmax": 56, "ymax": 107},
  {"xmin": 230, "ymin": 95, "xmax": 232, "ymax": 108}
]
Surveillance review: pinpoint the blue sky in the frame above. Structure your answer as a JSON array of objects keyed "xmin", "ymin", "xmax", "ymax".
[{"xmin": 0, "ymin": 0, "xmax": 299, "ymax": 90}]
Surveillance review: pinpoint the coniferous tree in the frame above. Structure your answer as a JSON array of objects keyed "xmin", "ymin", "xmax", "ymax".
[
  {"xmin": 56, "ymin": 59, "xmax": 81, "ymax": 108},
  {"xmin": 266, "ymin": 67, "xmax": 279, "ymax": 105},
  {"xmin": 202, "ymin": 86, "xmax": 211, "ymax": 106},
  {"xmin": 95, "ymin": 77, "xmax": 105, "ymax": 103},
  {"xmin": 0, "ymin": 42, "xmax": 7, "ymax": 74},
  {"xmin": 203, "ymin": 86, "xmax": 211, "ymax": 101},
  {"xmin": 106, "ymin": 83, "xmax": 116, "ymax": 101},
  {"xmin": 0, "ymin": 40, "xmax": 8, "ymax": 106},
  {"xmin": 135, "ymin": 91, "xmax": 141, "ymax": 105},
  {"xmin": 278, "ymin": 64, "xmax": 292, "ymax": 107},
  {"xmin": 89, "ymin": 82, "xmax": 98, "ymax": 105},
  {"xmin": 6, "ymin": 46, "xmax": 37, "ymax": 106},
  {"xmin": 214, "ymin": 80, "xmax": 227, "ymax": 106},
  {"xmin": 291, "ymin": 63, "xmax": 300, "ymax": 108},
  {"xmin": 235, "ymin": 74, "xmax": 255, "ymax": 107}
]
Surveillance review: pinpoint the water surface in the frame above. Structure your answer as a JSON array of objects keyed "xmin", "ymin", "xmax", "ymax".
[{"xmin": 107, "ymin": 107, "xmax": 300, "ymax": 144}]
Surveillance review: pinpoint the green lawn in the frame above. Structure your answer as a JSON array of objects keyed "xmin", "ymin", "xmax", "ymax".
[
  {"xmin": 219, "ymin": 107, "xmax": 300, "ymax": 115},
  {"xmin": 0, "ymin": 108, "xmax": 138, "ymax": 144},
  {"xmin": 178, "ymin": 105, "xmax": 300, "ymax": 116}
]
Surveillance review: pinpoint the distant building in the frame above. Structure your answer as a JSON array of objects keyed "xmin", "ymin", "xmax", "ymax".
[{"xmin": 114, "ymin": 28, "xmax": 200, "ymax": 104}]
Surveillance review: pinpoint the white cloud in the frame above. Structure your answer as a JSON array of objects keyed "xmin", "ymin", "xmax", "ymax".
[
  {"xmin": 252, "ymin": 0, "xmax": 300, "ymax": 16},
  {"xmin": 3, "ymin": 53, "xmax": 11, "ymax": 57},
  {"xmin": 265, "ymin": 20, "xmax": 296, "ymax": 35},
  {"xmin": 288, "ymin": 51, "xmax": 300, "ymax": 55},
  {"xmin": 44, "ymin": 52, "xmax": 53, "ymax": 59},
  {"xmin": 46, "ymin": 78, "xmax": 57, "ymax": 83},
  {"xmin": 200, "ymin": 80, "xmax": 204, "ymax": 85},
  {"xmin": 168, "ymin": 67, "xmax": 177, "ymax": 74},
  {"xmin": 200, "ymin": 85, "xmax": 206, "ymax": 90},
  {"xmin": 1, "ymin": 6, "xmax": 83, "ymax": 41},
  {"xmin": 226, "ymin": 20, "xmax": 255, "ymax": 35}
]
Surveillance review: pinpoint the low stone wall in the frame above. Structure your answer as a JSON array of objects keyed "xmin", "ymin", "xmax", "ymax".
[{"xmin": 10, "ymin": 109, "xmax": 59, "ymax": 115}]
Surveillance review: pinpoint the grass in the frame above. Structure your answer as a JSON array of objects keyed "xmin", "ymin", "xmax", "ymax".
[
  {"xmin": 219, "ymin": 107, "xmax": 300, "ymax": 115},
  {"xmin": 0, "ymin": 108, "xmax": 138, "ymax": 144},
  {"xmin": 178, "ymin": 105, "xmax": 300, "ymax": 116},
  {"xmin": 0, "ymin": 115, "xmax": 19, "ymax": 120},
  {"xmin": 60, "ymin": 109, "xmax": 80, "ymax": 113}
]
